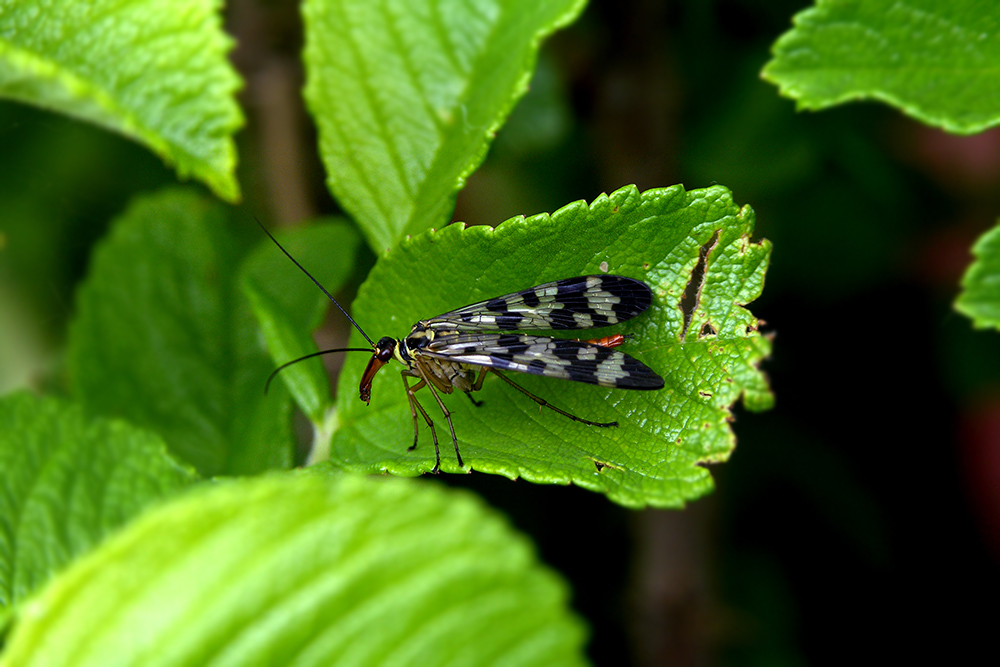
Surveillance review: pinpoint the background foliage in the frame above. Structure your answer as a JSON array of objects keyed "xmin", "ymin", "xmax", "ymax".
[{"xmin": 2, "ymin": 0, "xmax": 1000, "ymax": 665}]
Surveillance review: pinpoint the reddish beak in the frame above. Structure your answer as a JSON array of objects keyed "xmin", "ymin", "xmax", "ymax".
[{"xmin": 359, "ymin": 355, "xmax": 387, "ymax": 404}]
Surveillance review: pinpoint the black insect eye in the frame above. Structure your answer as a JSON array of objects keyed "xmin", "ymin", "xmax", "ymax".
[{"xmin": 376, "ymin": 337, "xmax": 396, "ymax": 362}]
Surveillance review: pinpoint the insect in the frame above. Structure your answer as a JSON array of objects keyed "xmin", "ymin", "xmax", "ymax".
[{"xmin": 260, "ymin": 222, "xmax": 664, "ymax": 473}]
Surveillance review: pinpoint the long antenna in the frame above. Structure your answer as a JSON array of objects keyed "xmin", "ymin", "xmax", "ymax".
[
  {"xmin": 265, "ymin": 347, "xmax": 373, "ymax": 393},
  {"xmin": 255, "ymin": 218, "xmax": 375, "ymax": 347}
]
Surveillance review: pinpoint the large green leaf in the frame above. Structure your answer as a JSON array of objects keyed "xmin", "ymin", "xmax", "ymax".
[
  {"xmin": 302, "ymin": 0, "xmax": 586, "ymax": 252},
  {"xmin": 762, "ymin": 0, "xmax": 1000, "ymax": 134},
  {"xmin": 0, "ymin": 0, "xmax": 242, "ymax": 200},
  {"xmin": 67, "ymin": 189, "xmax": 293, "ymax": 476},
  {"xmin": 956, "ymin": 221, "xmax": 1000, "ymax": 329},
  {"xmin": 2, "ymin": 473, "xmax": 588, "ymax": 667},
  {"xmin": 324, "ymin": 185, "xmax": 771, "ymax": 508},
  {"xmin": 0, "ymin": 392, "xmax": 197, "ymax": 614},
  {"xmin": 240, "ymin": 220, "xmax": 363, "ymax": 425}
]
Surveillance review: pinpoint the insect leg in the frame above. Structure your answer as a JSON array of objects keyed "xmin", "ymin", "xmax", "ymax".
[
  {"xmin": 400, "ymin": 373, "xmax": 430, "ymax": 452},
  {"xmin": 471, "ymin": 367, "xmax": 489, "ymax": 391},
  {"xmin": 413, "ymin": 362, "xmax": 465, "ymax": 470},
  {"xmin": 401, "ymin": 372, "xmax": 444, "ymax": 473},
  {"xmin": 465, "ymin": 368, "xmax": 489, "ymax": 407},
  {"xmin": 489, "ymin": 369, "xmax": 619, "ymax": 428}
]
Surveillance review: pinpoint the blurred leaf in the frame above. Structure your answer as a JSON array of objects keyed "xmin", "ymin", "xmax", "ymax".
[
  {"xmin": 762, "ymin": 0, "xmax": 1000, "ymax": 134},
  {"xmin": 67, "ymin": 189, "xmax": 294, "ymax": 476},
  {"xmin": 0, "ymin": 283, "xmax": 48, "ymax": 394},
  {"xmin": 3, "ymin": 472, "xmax": 588, "ymax": 667},
  {"xmin": 489, "ymin": 54, "xmax": 573, "ymax": 158},
  {"xmin": 329, "ymin": 185, "xmax": 772, "ymax": 508},
  {"xmin": 240, "ymin": 220, "xmax": 363, "ymax": 424},
  {"xmin": 956, "ymin": 221, "xmax": 1000, "ymax": 329},
  {"xmin": 302, "ymin": 0, "xmax": 586, "ymax": 252},
  {"xmin": 0, "ymin": 0, "xmax": 243, "ymax": 200},
  {"xmin": 0, "ymin": 392, "xmax": 197, "ymax": 613}
]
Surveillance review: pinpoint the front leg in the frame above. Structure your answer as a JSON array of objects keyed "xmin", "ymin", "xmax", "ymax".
[
  {"xmin": 401, "ymin": 372, "xmax": 442, "ymax": 473},
  {"xmin": 400, "ymin": 373, "xmax": 426, "ymax": 451},
  {"xmin": 412, "ymin": 362, "xmax": 465, "ymax": 471}
]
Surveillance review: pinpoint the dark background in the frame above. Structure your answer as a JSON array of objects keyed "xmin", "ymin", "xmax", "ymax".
[{"xmin": 2, "ymin": 1, "xmax": 999, "ymax": 664}]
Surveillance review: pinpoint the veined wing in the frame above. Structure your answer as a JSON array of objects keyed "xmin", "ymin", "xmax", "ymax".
[
  {"xmin": 423, "ymin": 276, "xmax": 654, "ymax": 332},
  {"xmin": 421, "ymin": 333, "xmax": 664, "ymax": 390}
]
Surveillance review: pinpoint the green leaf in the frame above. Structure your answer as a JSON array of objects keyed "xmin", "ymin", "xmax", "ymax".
[
  {"xmin": 302, "ymin": 0, "xmax": 586, "ymax": 252},
  {"xmin": 762, "ymin": 0, "xmax": 1000, "ymax": 134},
  {"xmin": 67, "ymin": 189, "xmax": 294, "ymax": 476},
  {"xmin": 0, "ymin": 0, "xmax": 243, "ymax": 200},
  {"xmin": 329, "ymin": 185, "xmax": 772, "ymax": 508},
  {"xmin": 956, "ymin": 221, "xmax": 1000, "ymax": 329},
  {"xmin": 240, "ymin": 220, "xmax": 363, "ymax": 424},
  {"xmin": 2, "ymin": 473, "xmax": 588, "ymax": 667},
  {"xmin": 0, "ymin": 392, "xmax": 197, "ymax": 614}
]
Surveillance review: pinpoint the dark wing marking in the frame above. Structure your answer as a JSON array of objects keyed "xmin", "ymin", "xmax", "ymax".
[
  {"xmin": 421, "ymin": 333, "xmax": 664, "ymax": 390},
  {"xmin": 423, "ymin": 276, "xmax": 654, "ymax": 332}
]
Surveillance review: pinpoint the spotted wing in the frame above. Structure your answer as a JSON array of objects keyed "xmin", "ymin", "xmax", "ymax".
[
  {"xmin": 423, "ymin": 276, "xmax": 654, "ymax": 332},
  {"xmin": 421, "ymin": 333, "xmax": 664, "ymax": 390}
]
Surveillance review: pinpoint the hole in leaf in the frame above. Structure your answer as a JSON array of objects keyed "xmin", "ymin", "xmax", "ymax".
[
  {"xmin": 589, "ymin": 457, "xmax": 621, "ymax": 472},
  {"xmin": 679, "ymin": 230, "xmax": 720, "ymax": 339}
]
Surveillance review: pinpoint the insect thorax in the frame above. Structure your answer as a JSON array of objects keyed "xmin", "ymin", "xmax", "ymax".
[
  {"xmin": 399, "ymin": 325, "xmax": 477, "ymax": 394},
  {"xmin": 397, "ymin": 323, "xmax": 441, "ymax": 360}
]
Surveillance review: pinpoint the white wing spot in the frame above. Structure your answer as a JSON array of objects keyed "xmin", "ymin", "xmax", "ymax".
[
  {"xmin": 461, "ymin": 355, "xmax": 494, "ymax": 366},
  {"xmin": 536, "ymin": 285, "xmax": 559, "ymax": 298},
  {"xmin": 526, "ymin": 343, "xmax": 551, "ymax": 356},
  {"xmin": 539, "ymin": 365, "xmax": 571, "ymax": 379},
  {"xmin": 596, "ymin": 357, "xmax": 629, "ymax": 382}
]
